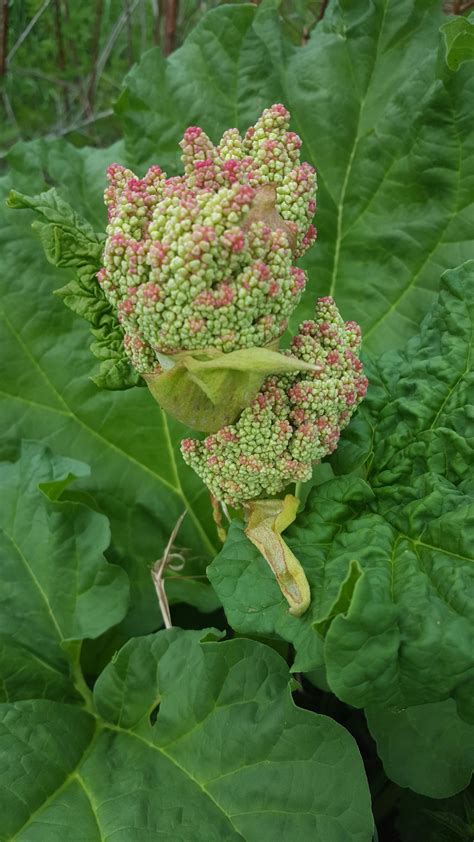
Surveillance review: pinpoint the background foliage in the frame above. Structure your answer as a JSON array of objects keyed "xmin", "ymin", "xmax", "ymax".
[
  {"xmin": 1, "ymin": 1, "xmax": 473, "ymax": 840},
  {"xmin": 0, "ymin": 0, "xmax": 323, "ymax": 152}
]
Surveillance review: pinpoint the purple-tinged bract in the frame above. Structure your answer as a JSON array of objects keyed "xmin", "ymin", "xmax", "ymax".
[
  {"xmin": 99, "ymin": 104, "xmax": 317, "ymax": 373},
  {"xmin": 181, "ymin": 297, "xmax": 368, "ymax": 506}
]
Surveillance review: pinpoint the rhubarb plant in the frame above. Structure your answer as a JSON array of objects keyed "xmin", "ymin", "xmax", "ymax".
[
  {"xmin": 1, "ymin": 0, "xmax": 474, "ymax": 839},
  {"xmin": 8, "ymin": 103, "xmax": 369, "ymax": 618}
]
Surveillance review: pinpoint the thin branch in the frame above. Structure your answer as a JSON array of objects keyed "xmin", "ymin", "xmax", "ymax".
[
  {"xmin": 155, "ymin": 0, "xmax": 163, "ymax": 47},
  {"xmin": 94, "ymin": 0, "xmax": 141, "ymax": 86},
  {"xmin": 53, "ymin": 0, "xmax": 69, "ymax": 116},
  {"xmin": 45, "ymin": 107, "xmax": 113, "ymax": 139},
  {"xmin": 53, "ymin": 0, "xmax": 139, "ymax": 134},
  {"xmin": 53, "ymin": 0, "xmax": 66, "ymax": 72},
  {"xmin": 0, "ymin": 0, "xmax": 9, "ymax": 77},
  {"xmin": 87, "ymin": 0, "xmax": 105, "ymax": 111},
  {"xmin": 7, "ymin": 0, "xmax": 51, "ymax": 64},
  {"xmin": 151, "ymin": 510, "xmax": 187, "ymax": 629},
  {"xmin": 2, "ymin": 88, "xmax": 21, "ymax": 134},
  {"xmin": 124, "ymin": 0, "xmax": 134, "ymax": 66},
  {"xmin": 62, "ymin": 0, "xmax": 80, "ymax": 70},
  {"xmin": 11, "ymin": 64, "xmax": 74, "ymax": 87},
  {"xmin": 444, "ymin": 0, "xmax": 474, "ymax": 11},
  {"xmin": 317, "ymin": 0, "xmax": 329, "ymax": 21},
  {"xmin": 140, "ymin": 0, "xmax": 147, "ymax": 53},
  {"xmin": 163, "ymin": 0, "xmax": 178, "ymax": 56}
]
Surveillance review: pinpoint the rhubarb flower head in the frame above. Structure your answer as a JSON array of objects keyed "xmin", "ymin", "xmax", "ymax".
[
  {"xmin": 99, "ymin": 104, "xmax": 317, "ymax": 375},
  {"xmin": 181, "ymin": 297, "xmax": 368, "ymax": 506}
]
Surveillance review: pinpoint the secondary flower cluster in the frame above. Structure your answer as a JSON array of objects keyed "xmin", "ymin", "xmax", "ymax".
[
  {"xmin": 98, "ymin": 104, "xmax": 317, "ymax": 373},
  {"xmin": 181, "ymin": 297, "xmax": 368, "ymax": 506}
]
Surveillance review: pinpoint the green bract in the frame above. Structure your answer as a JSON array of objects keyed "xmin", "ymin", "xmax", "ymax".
[{"xmin": 145, "ymin": 344, "xmax": 324, "ymax": 432}]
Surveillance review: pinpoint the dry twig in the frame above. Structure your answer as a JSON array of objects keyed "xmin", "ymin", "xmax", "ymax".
[
  {"xmin": 150, "ymin": 510, "xmax": 187, "ymax": 629},
  {"xmin": 164, "ymin": 0, "xmax": 178, "ymax": 56},
  {"xmin": 7, "ymin": 0, "xmax": 51, "ymax": 65}
]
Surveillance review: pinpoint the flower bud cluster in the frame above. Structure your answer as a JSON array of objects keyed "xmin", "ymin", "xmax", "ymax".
[
  {"xmin": 98, "ymin": 105, "xmax": 317, "ymax": 373},
  {"xmin": 181, "ymin": 297, "xmax": 368, "ymax": 506}
]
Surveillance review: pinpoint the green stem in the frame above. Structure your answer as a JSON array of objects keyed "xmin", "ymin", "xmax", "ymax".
[{"xmin": 70, "ymin": 642, "xmax": 95, "ymax": 714}]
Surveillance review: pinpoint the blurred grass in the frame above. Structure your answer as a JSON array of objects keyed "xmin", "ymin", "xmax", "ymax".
[{"xmin": 0, "ymin": 0, "xmax": 323, "ymax": 156}]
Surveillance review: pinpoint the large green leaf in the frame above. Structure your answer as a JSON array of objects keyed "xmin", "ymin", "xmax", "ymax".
[
  {"xmin": 0, "ymin": 630, "xmax": 373, "ymax": 841},
  {"xmin": 209, "ymin": 262, "xmax": 474, "ymax": 718},
  {"xmin": 116, "ymin": 0, "xmax": 474, "ymax": 353},
  {"xmin": 366, "ymin": 700, "xmax": 474, "ymax": 798},
  {"xmin": 1, "ymin": 140, "xmax": 219, "ymax": 638},
  {"xmin": 0, "ymin": 440, "xmax": 129, "ymax": 704}
]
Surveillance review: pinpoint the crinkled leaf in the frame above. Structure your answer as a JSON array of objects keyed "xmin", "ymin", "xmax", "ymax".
[
  {"xmin": 372, "ymin": 261, "xmax": 474, "ymax": 492},
  {"xmin": 441, "ymin": 14, "xmax": 474, "ymax": 71},
  {"xmin": 0, "ymin": 631, "xmax": 373, "ymax": 841},
  {"xmin": 6, "ymin": 185, "xmax": 140, "ymax": 391},
  {"xmin": 209, "ymin": 263, "xmax": 474, "ymax": 718},
  {"xmin": 0, "ymin": 440, "xmax": 129, "ymax": 703},
  {"xmin": 6, "ymin": 187, "xmax": 99, "ymax": 262},
  {"xmin": 366, "ymin": 699, "xmax": 474, "ymax": 798},
  {"xmin": 117, "ymin": 0, "xmax": 474, "ymax": 354},
  {"xmin": 0, "ymin": 142, "xmax": 218, "ymax": 640}
]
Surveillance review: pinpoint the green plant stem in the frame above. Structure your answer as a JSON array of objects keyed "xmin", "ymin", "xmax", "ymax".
[
  {"xmin": 294, "ymin": 480, "xmax": 302, "ymax": 501},
  {"xmin": 71, "ymin": 642, "xmax": 95, "ymax": 714}
]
